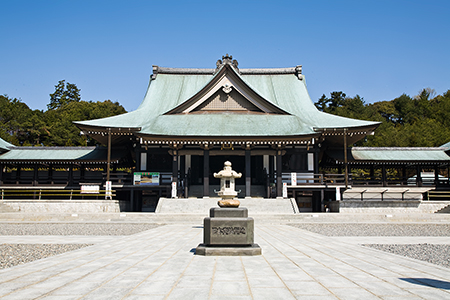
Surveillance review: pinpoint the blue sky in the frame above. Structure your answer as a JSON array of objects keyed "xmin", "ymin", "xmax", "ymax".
[{"xmin": 1, "ymin": 0, "xmax": 449, "ymax": 112}]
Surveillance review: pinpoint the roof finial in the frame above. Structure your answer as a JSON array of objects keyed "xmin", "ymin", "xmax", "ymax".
[{"xmin": 215, "ymin": 54, "xmax": 239, "ymax": 74}]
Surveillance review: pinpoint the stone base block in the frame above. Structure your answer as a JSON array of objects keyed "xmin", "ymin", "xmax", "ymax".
[
  {"xmin": 195, "ymin": 244, "xmax": 262, "ymax": 256},
  {"xmin": 209, "ymin": 207, "xmax": 248, "ymax": 218},
  {"xmin": 204, "ymin": 217, "xmax": 254, "ymax": 246}
]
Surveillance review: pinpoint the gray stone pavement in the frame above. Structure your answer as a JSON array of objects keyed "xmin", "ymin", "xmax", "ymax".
[{"xmin": 1, "ymin": 223, "xmax": 450, "ymax": 300}]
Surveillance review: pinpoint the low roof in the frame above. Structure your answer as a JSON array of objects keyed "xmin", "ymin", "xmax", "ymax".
[
  {"xmin": 75, "ymin": 55, "xmax": 379, "ymax": 145},
  {"xmin": 0, "ymin": 137, "xmax": 15, "ymax": 152},
  {"xmin": 440, "ymin": 141, "xmax": 450, "ymax": 149},
  {"xmin": 0, "ymin": 146, "xmax": 128, "ymax": 164},
  {"xmin": 326, "ymin": 147, "xmax": 450, "ymax": 165}
]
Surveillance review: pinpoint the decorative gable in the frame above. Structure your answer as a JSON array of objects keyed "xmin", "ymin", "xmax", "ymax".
[
  {"xmin": 193, "ymin": 87, "xmax": 262, "ymax": 113},
  {"xmin": 165, "ymin": 55, "xmax": 289, "ymax": 115}
]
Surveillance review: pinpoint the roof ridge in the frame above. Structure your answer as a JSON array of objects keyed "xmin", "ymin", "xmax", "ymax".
[
  {"xmin": 353, "ymin": 147, "xmax": 446, "ymax": 151},
  {"xmin": 153, "ymin": 66, "xmax": 302, "ymax": 76},
  {"xmin": 10, "ymin": 146, "xmax": 97, "ymax": 150}
]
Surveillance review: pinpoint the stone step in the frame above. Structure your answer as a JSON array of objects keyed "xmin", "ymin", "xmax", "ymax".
[
  {"xmin": 435, "ymin": 203, "xmax": 450, "ymax": 213},
  {"xmin": 188, "ymin": 185, "xmax": 266, "ymax": 198},
  {"xmin": 155, "ymin": 198, "xmax": 299, "ymax": 214},
  {"xmin": 1, "ymin": 212, "xmax": 450, "ymax": 224}
]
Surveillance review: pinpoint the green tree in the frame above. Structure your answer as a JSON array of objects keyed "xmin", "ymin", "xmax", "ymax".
[
  {"xmin": 42, "ymin": 100, "xmax": 127, "ymax": 146},
  {"xmin": 0, "ymin": 95, "xmax": 44, "ymax": 146},
  {"xmin": 47, "ymin": 80, "xmax": 81, "ymax": 110},
  {"xmin": 315, "ymin": 89, "xmax": 450, "ymax": 147}
]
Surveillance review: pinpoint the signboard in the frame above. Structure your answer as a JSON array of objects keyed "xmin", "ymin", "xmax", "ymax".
[
  {"xmin": 105, "ymin": 181, "xmax": 112, "ymax": 199},
  {"xmin": 291, "ymin": 172, "xmax": 297, "ymax": 186},
  {"xmin": 171, "ymin": 182, "xmax": 177, "ymax": 198},
  {"xmin": 282, "ymin": 182, "xmax": 287, "ymax": 198},
  {"xmin": 134, "ymin": 172, "xmax": 160, "ymax": 185},
  {"xmin": 81, "ymin": 185, "xmax": 100, "ymax": 194}
]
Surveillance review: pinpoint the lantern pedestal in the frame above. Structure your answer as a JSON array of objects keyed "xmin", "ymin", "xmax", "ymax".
[{"xmin": 196, "ymin": 207, "xmax": 261, "ymax": 256}]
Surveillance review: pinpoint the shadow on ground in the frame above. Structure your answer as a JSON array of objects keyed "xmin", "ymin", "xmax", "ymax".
[{"xmin": 400, "ymin": 278, "xmax": 450, "ymax": 290}]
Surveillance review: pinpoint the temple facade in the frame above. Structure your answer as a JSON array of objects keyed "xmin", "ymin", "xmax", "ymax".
[
  {"xmin": 73, "ymin": 55, "xmax": 380, "ymax": 211},
  {"xmin": 1, "ymin": 55, "xmax": 449, "ymax": 213}
]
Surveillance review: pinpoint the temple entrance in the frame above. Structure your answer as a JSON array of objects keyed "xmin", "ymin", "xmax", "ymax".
[{"xmin": 187, "ymin": 154, "xmax": 266, "ymax": 197}]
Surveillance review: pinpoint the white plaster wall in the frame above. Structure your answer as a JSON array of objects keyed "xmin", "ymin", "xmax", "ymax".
[
  {"xmin": 1, "ymin": 200, "xmax": 122, "ymax": 213},
  {"xmin": 338, "ymin": 200, "xmax": 449, "ymax": 214}
]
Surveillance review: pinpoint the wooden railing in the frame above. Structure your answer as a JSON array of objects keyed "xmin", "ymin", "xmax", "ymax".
[
  {"xmin": 0, "ymin": 188, "xmax": 115, "ymax": 200},
  {"xmin": 282, "ymin": 173, "xmax": 346, "ymax": 186},
  {"xmin": 426, "ymin": 190, "xmax": 450, "ymax": 200}
]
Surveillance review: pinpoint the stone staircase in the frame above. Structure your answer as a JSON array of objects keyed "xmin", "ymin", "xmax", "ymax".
[
  {"xmin": 435, "ymin": 203, "xmax": 450, "ymax": 213},
  {"xmin": 188, "ymin": 185, "xmax": 266, "ymax": 198}
]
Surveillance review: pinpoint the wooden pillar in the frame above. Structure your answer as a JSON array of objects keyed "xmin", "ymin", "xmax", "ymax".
[
  {"xmin": 49, "ymin": 164, "xmax": 54, "ymax": 185},
  {"xmin": 16, "ymin": 166, "xmax": 21, "ymax": 185},
  {"xmin": 179, "ymin": 155, "xmax": 186, "ymax": 198},
  {"xmin": 203, "ymin": 149, "xmax": 209, "ymax": 197},
  {"xmin": 80, "ymin": 165, "xmax": 85, "ymax": 183},
  {"xmin": 320, "ymin": 189, "xmax": 325, "ymax": 212},
  {"xmin": 245, "ymin": 148, "xmax": 251, "ymax": 198},
  {"xmin": 276, "ymin": 149, "xmax": 283, "ymax": 198},
  {"xmin": 370, "ymin": 165, "xmax": 374, "ymax": 182},
  {"xmin": 130, "ymin": 189, "xmax": 134, "ymax": 212},
  {"xmin": 172, "ymin": 150, "xmax": 178, "ymax": 197},
  {"xmin": 135, "ymin": 147, "xmax": 141, "ymax": 172},
  {"xmin": 343, "ymin": 128, "xmax": 348, "ymax": 188},
  {"xmin": 33, "ymin": 164, "xmax": 38, "ymax": 186},
  {"xmin": 68, "ymin": 165, "xmax": 74, "ymax": 187},
  {"xmin": 416, "ymin": 165, "xmax": 422, "ymax": 187},
  {"xmin": 0, "ymin": 164, "xmax": 3, "ymax": 185},
  {"xmin": 402, "ymin": 166, "xmax": 406, "ymax": 185},
  {"xmin": 435, "ymin": 165, "xmax": 439, "ymax": 186},
  {"xmin": 106, "ymin": 128, "xmax": 112, "ymax": 182},
  {"xmin": 314, "ymin": 142, "xmax": 320, "ymax": 173},
  {"xmin": 382, "ymin": 165, "xmax": 387, "ymax": 187},
  {"xmin": 269, "ymin": 155, "xmax": 274, "ymax": 182}
]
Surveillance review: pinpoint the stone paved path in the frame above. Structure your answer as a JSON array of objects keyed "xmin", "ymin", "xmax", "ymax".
[{"xmin": 1, "ymin": 224, "xmax": 450, "ymax": 299}]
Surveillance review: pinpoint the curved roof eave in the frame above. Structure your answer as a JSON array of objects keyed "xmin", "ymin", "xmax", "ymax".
[{"xmin": 0, "ymin": 137, "xmax": 15, "ymax": 152}]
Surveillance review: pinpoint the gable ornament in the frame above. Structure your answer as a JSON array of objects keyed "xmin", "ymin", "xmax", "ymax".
[{"xmin": 215, "ymin": 54, "xmax": 239, "ymax": 74}]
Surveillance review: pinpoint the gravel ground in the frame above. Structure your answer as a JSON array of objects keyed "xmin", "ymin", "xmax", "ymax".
[
  {"xmin": 289, "ymin": 223, "xmax": 450, "ymax": 236},
  {"xmin": 0, "ymin": 223, "xmax": 161, "ymax": 269},
  {"xmin": 0, "ymin": 244, "xmax": 92, "ymax": 269},
  {"xmin": 0, "ymin": 223, "xmax": 160, "ymax": 236},
  {"xmin": 364, "ymin": 244, "xmax": 450, "ymax": 268},
  {"xmin": 290, "ymin": 223, "xmax": 450, "ymax": 269}
]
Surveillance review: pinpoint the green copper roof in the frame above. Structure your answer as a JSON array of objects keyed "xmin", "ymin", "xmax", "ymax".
[
  {"xmin": 351, "ymin": 147, "xmax": 450, "ymax": 162},
  {"xmin": 75, "ymin": 61, "xmax": 379, "ymax": 139},
  {"xmin": 441, "ymin": 141, "xmax": 450, "ymax": 149},
  {"xmin": 328, "ymin": 147, "xmax": 450, "ymax": 163},
  {"xmin": 0, "ymin": 137, "xmax": 15, "ymax": 152},
  {"xmin": 0, "ymin": 147, "xmax": 126, "ymax": 164}
]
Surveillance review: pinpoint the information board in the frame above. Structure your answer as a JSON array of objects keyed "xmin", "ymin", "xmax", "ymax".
[{"xmin": 134, "ymin": 172, "xmax": 160, "ymax": 185}]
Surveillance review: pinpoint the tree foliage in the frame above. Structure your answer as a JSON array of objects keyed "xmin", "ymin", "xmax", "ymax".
[
  {"xmin": 47, "ymin": 80, "xmax": 81, "ymax": 110},
  {"xmin": 2, "ymin": 81, "xmax": 449, "ymax": 148},
  {"xmin": 0, "ymin": 80, "xmax": 126, "ymax": 146},
  {"xmin": 316, "ymin": 89, "xmax": 450, "ymax": 147}
]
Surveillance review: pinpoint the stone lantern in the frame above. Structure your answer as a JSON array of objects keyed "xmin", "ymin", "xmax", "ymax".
[
  {"xmin": 196, "ymin": 160, "xmax": 261, "ymax": 256},
  {"xmin": 214, "ymin": 161, "xmax": 242, "ymax": 207}
]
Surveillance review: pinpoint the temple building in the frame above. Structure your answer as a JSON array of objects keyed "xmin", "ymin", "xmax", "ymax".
[
  {"xmin": 73, "ymin": 54, "xmax": 379, "ymax": 211},
  {"xmin": 0, "ymin": 55, "xmax": 449, "ymax": 213}
]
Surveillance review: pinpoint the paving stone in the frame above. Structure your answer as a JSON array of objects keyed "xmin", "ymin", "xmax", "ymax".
[{"xmin": 0, "ymin": 221, "xmax": 449, "ymax": 299}]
